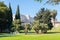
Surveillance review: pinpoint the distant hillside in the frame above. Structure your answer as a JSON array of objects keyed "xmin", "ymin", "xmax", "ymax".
[{"xmin": 13, "ymin": 14, "xmax": 33, "ymax": 23}]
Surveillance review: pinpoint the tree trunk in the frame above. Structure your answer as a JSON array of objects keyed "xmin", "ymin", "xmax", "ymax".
[
  {"xmin": 41, "ymin": 29, "xmax": 47, "ymax": 34},
  {"xmin": 25, "ymin": 28, "xmax": 28, "ymax": 35},
  {"xmin": 35, "ymin": 29, "xmax": 39, "ymax": 34}
]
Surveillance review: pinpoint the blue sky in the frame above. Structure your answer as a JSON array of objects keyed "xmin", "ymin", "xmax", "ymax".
[{"xmin": 0, "ymin": 0, "xmax": 60, "ymax": 21}]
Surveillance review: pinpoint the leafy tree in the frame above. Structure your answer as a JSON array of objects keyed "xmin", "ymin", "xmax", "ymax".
[
  {"xmin": 33, "ymin": 8, "xmax": 55, "ymax": 33},
  {"xmin": 50, "ymin": 10, "xmax": 57, "ymax": 20},
  {"xmin": 0, "ymin": 2, "xmax": 6, "ymax": 7},
  {"xmin": 0, "ymin": 2, "xmax": 10, "ymax": 32},
  {"xmin": 24, "ymin": 23, "xmax": 31, "ymax": 34},
  {"xmin": 34, "ymin": 0, "xmax": 60, "ymax": 5},
  {"xmin": 32, "ymin": 20, "xmax": 40, "ymax": 34},
  {"xmin": 34, "ymin": 8, "xmax": 45, "ymax": 20},
  {"xmin": 34, "ymin": 0, "xmax": 58, "ymax": 33}
]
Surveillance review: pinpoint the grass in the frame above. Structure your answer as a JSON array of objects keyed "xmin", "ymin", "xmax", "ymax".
[
  {"xmin": 0, "ymin": 27, "xmax": 60, "ymax": 40},
  {"xmin": 0, "ymin": 33, "xmax": 60, "ymax": 40}
]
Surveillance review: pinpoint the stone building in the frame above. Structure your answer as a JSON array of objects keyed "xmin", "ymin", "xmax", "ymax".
[{"xmin": 51, "ymin": 18, "xmax": 60, "ymax": 27}]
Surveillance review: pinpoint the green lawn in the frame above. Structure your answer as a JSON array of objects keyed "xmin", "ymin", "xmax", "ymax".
[
  {"xmin": 0, "ymin": 33, "xmax": 60, "ymax": 40},
  {"xmin": 0, "ymin": 27, "xmax": 60, "ymax": 40}
]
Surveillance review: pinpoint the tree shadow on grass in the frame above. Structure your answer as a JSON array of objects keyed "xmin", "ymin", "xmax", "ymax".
[
  {"xmin": 0, "ymin": 32, "xmax": 60, "ymax": 37},
  {"xmin": 0, "ymin": 35, "xmax": 9, "ymax": 38},
  {"xmin": 20, "ymin": 31, "xmax": 36, "ymax": 33},
  {"xmin": 46, "ymin": 32, "xmax": 60, "ymax": 34},
  {"xmin": 20, "ymin": 31, "xmax": 60, "ymax": 34},
  {"xmin": 0, "ymin": 33, "xmax": 14, "ymax": 38}
]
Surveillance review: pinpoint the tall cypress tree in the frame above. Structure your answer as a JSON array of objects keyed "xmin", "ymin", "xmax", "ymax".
[
  {"xmin": 9, "ymin": 3, "xmax": 13, "ymax": 23},
  {"xmin": 15, "ymin": 5, "xmax": 21, "ymax": 24},
  {"xmin": 8, "ymin": 3, "xmax": 13, "ymax": 32},
  {"xmin": 15, "ymin": 5, "xmax": 20, "ymax": 19},
  {"xmin": 13, "ymin": 5, "xmax": 21, "ymax": 33}
]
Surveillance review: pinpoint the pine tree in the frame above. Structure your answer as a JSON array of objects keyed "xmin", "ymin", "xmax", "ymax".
[{"xmin": 33, "ymin": 8, "xmax": 54, "ymax": 33}]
